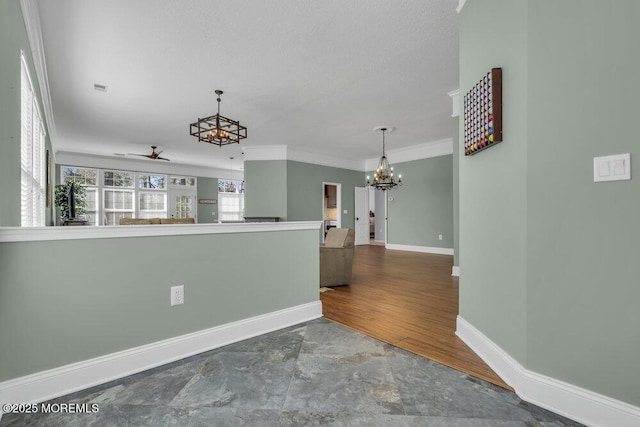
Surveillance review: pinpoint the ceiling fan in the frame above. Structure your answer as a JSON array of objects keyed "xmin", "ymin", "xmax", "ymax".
[{"xmin": 128, "ymin": 145, "xmax": 170, "ymax": 161}]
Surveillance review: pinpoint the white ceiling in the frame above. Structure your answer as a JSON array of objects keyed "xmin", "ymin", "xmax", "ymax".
[{"xmin": 36, "ymin": 0, "xmax": 459, "ymax": 172}]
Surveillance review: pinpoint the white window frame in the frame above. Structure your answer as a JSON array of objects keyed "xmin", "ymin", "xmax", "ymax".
[
  {"xmin": 169, "ymin": 175, "xmax": 197, "ymax": 188},
  {"xmin": 218, "ymin": 179, "xmax": 244, "ymax": 222},
  {"xmin": 102, "ymin": 170, "xmax": 135, "ymax": 225},
  {"xmin": 60, "ymin": 166, "xmax": 99, "ymax": 225},
  {"xmin": 20, "ymin": 51, "xmax": 46, "ymax": 227},
  {"xmin": 59, "ymin": 167, "xmax": 197, "ymax": 225},
  {"xmin": 137, "ymin": 173, "xmax": 168, "ymax": 219}
]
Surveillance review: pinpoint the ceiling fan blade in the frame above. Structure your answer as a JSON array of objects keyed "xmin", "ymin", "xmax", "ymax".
[
  {"xmin": 127, "ymin": 150, "xmax": 169, "ymax": 160},
  {"xmin": 155, "ymin": 150, "xmax": 163, "ymax": 156}
]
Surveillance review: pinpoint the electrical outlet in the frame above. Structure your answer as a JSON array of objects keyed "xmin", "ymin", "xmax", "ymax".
[
  {"xmin": 171, "ymin": 285, "xmax": 184, "ymax": 306},
  {"xmin": 438, "ymin": 234, "xmax": 443, "ymax": 241}
]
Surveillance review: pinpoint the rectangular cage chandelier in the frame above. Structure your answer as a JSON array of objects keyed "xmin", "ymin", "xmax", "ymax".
[{"xmin": 190, "ymin": 90, "xmax": 247, "ymax": 147}]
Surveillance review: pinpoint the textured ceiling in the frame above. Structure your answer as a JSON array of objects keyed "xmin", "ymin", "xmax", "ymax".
[{"xmin": 36, "ymin": 0, "xmax": 459, "ymax": 171}]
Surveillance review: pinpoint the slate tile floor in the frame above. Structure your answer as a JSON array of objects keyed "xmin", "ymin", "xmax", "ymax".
[{"xmin": 1, "ymin": 319, "xmax": 582, "ymax": 426}]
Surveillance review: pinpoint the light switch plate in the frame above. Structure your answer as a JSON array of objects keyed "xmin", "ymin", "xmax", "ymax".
[{"xmin": 594, "ymin": 153, "xmax": 631, "ymax": 182}]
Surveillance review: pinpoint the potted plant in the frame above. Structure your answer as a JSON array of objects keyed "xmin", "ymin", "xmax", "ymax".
[{"xmin": 54, "ymin": 180, "xmax": 87, "ymax": 224}]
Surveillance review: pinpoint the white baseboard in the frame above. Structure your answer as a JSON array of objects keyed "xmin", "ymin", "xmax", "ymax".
[
  {"xmin": 451, "ymin": 265, "xmax": 460, "ymax": 276},
  {"xmin": 0, "ymin": 301, "xmax": 322, "ymax": 410},
  {"xmin": 385, "ymin": 243, "xmax": 454, "ymax": 255},
  {"xmin": 456, "ymin": 316, "xmax": 640, "ymax": 427}
]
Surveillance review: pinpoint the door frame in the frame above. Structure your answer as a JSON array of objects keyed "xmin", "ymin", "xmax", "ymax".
[{"xmin": 321, "ymin": 182, "xmax": 341, "ymax": 243}]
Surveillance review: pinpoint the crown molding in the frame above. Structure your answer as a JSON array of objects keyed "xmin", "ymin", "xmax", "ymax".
[
  {"xmin": 448, "ymin": 89, "xmax": 460, "ymax": 118},
  {"xmin": 243, "ymin": 145, "xmax": 364, "ymax": 171},
  {"xmin": 20, "ymin": 0, "xmax": 57, "ymax": 153},
  {"xmin": 365, "ymin": 138, "xmax": 453, "ymax": 171},
  {"xmin": 55, "ymin": 151, "xmax": 241, "ymax": 180},
  {"xmin": 457, "ymin": 0, "xmax": 468, "ymax": 14},
  {"xmin": 286, "ymin": 147, "xmax": 364, "ymax": 172}
]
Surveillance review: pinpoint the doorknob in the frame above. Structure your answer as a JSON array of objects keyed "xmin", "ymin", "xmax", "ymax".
[{"xmin": 356, "ymin": 217, "xmax": 359, "ymax": 221}]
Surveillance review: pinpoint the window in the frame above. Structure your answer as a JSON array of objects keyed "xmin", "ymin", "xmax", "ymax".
[
  {"xmin": 218, "ymin": 179, "xmax": 244, "ymax": 221},
  {"xmin": 61, "ymin": 167, "xmax": 99, "ymax": 225},
  {"xmin": 139, "ymin": 192, "xmax": 166, "ymax": 216},
  {"xmin": 138, "ymin": 174, "xmax": 167, "ymax": 218},
  {"xmin": 103, "ymin": 170, "xmax": 134, "ymax": 225},
  {"xmin": 20, "ymin": 52, "xmax": 46, "ymax": 227},
  {"xmin": 103, "ymin": 189, "xmax": 134, "ymax": 225},
  {"xmin": 104, "ymin": 170, "xmax": 134, "ymax": 188},
  {"xmin": 170, "ymin": 176, "xmax": 196, "ymax": 187},
  {"xmin": 59, "ymin": 167, "xmax": 194, "ymax": 225},
  {"xmin": 139, "ymin": 174, "xmax": 166, "ymax": 189},
  {"xmin": 62, "ymin": 167, "xmax": 97, "ymax": 186}
]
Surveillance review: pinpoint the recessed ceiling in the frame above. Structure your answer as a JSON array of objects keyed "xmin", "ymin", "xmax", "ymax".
[{"xmin": 36, "ymin": 0, "xmax": 459, "ymax": 171}]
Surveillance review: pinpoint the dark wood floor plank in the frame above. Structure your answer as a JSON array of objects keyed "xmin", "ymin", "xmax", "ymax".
[{"xmin": 320, "ymin": 245, "xmax": 512, "ymax": 390}]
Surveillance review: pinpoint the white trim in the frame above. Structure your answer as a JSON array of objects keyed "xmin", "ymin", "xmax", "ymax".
[
  {"xmin": 451, "ymin": 265, "xmax": 460, "ymax": 276},
  {"xmin": 385, "ymin": 243, "xmax": 454, "ymax": 255},
  {"xmin": 0, "ymin": 221, "xmax": 322, "ymax": 243},
  {"xmin": 456, "ymin": 316, "xmax": 640, "ymax": 427},
  {"xmin": 0, "ymin": 301, "xmax": 322, "ymax": 409},
  {"xmin": 321, "ymin": 182, "xmax": 342, "ymax": 239},
  {"xmin": 244, "ymin": 142, "xmax": 453, "ymax": 173},
  {"xmin": 243, "ymin": 145, "xmax": 288, "ymax": 161},
  {"xmin": 456, "ymin": 0, "xmax": 468, "ymax": 14},
  {"xmin": 448, "ymin": 89, "xmax": 460, "ymax": 118},
  {"xmin": 20, "ymin": 0, "xmax": 56, "ymax": 150},
  {"xmin": 365, "ymin": 138, "xmax": 453, "ymax": 171}
]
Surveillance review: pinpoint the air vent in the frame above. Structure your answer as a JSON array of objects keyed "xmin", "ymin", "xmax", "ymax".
[{"xmin": 94, "ymin": 84, "xmax": 107, "ymax": 91}]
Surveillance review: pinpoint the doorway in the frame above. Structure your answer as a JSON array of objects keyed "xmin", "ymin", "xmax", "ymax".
[
  {"xmin": 368, "ymin": 187, "xmax": 386, "ymax": 244},
  {"xmin": 322, "ymin": 183, "xmax": 341, "ymax": 242},
  {"xmin": 169, "ymin": 189, "xmax": 197, "ymax": 220}
]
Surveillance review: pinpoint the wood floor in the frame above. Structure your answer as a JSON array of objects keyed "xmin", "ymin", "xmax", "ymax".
[{"xmin": 320, "ymin": 244, "xmax": 511, "ymax": 390}]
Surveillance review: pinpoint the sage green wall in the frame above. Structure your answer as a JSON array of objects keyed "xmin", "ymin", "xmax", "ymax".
[
  {"xmin": 459, "ymin": 0, "xmax": 528, "ymax": 363},
  {"xmin": 244, "ymin": 160, "xmax": 287, "ymax": 221},
  {"xmin": 525, "ymin": 1, "xmax": 640, "ymax": 405},
  {"xmin": 0, "ymin": 229, "xmax": 319, "ymax": 381},
  {"xmin": 452, "ymin": 118, "xmax": 459, "ymax": 266},
  {"xmin": 196, "ymin": 177, "xmax": 219, "ymax": 223},
  {"xmin": 286, "ymin": 160, "xmax": 364, "ymax": 231},
  {"xmin": 386, "ymin": 155, "xmax": 453, "ymax": 249},
  {"xmin": 460, "ymin": 0, "xmax": 640, "ymax": 407}
]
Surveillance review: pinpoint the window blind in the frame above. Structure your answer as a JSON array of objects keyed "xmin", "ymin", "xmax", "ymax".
[{"xmin": 20, "ymin": 52, "xmax": 46, "ymax": 227}]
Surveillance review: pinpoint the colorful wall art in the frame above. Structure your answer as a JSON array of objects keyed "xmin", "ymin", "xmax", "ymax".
[{"xmin": 463, "ymin": 68, "xmax": 502, "ymax": 156}]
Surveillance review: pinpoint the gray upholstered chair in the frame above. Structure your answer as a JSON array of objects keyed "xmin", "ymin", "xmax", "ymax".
[{"xmin": 320, "ymin": 228, "xmax": 355, "ymax": 287}]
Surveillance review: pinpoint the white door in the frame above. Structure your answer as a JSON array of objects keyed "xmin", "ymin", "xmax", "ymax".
[
  {"xmin": 169, "ymin": 189, "xmax": 196, "ymax": 220},
  {"xmin": 354, "ymin": 187, "xmax": 369, "ymax": 245}
]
